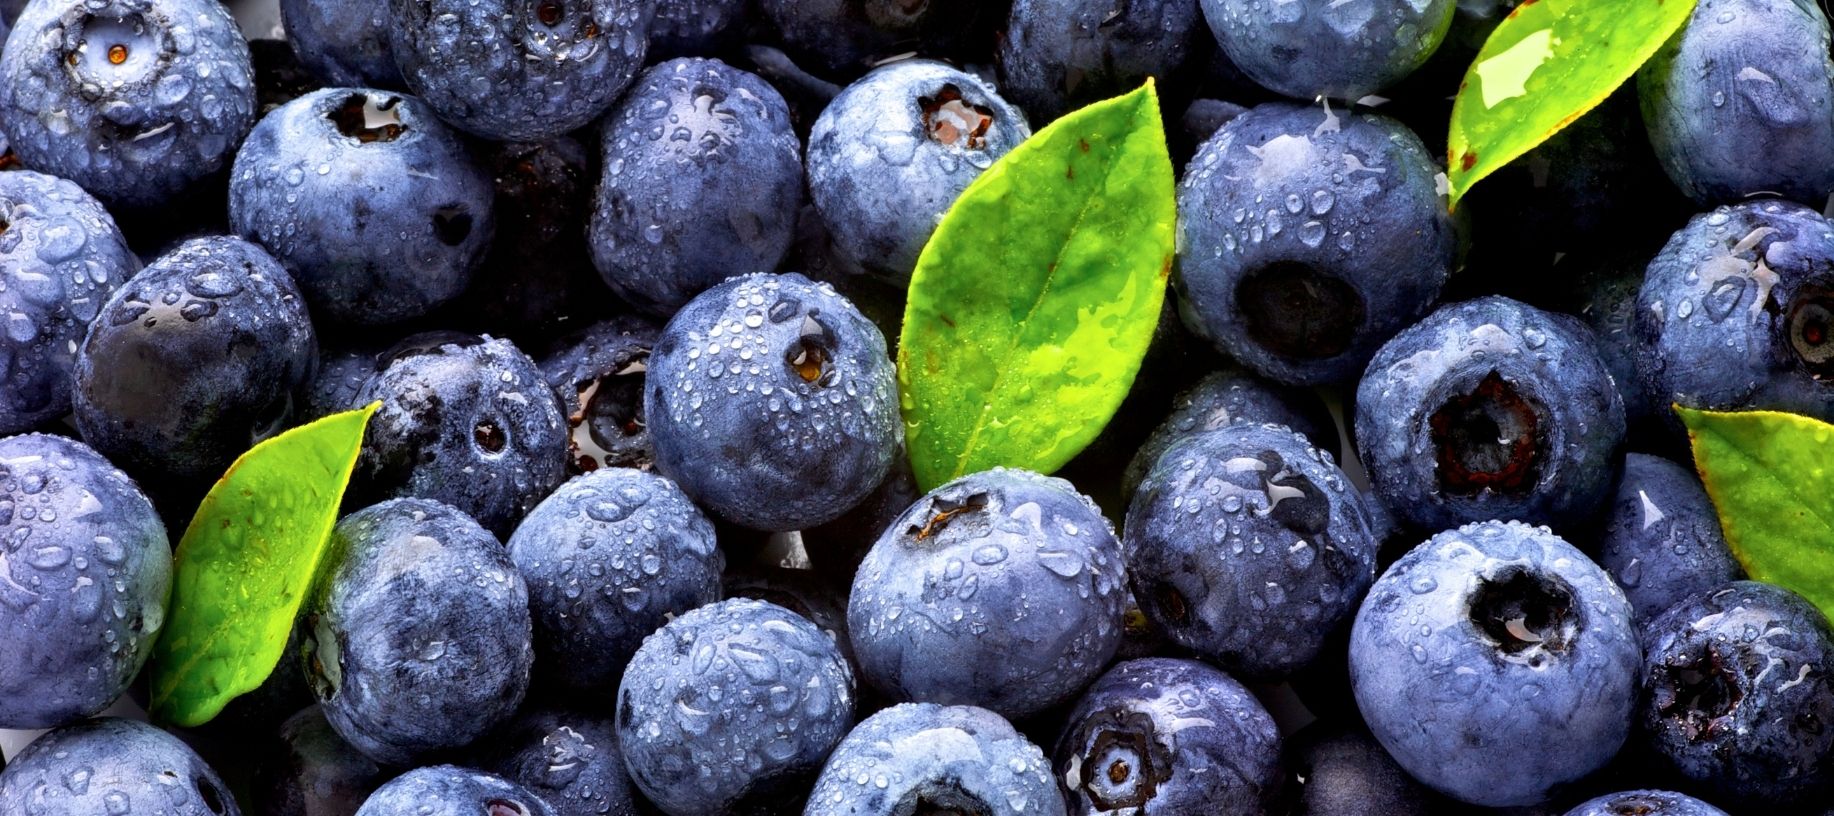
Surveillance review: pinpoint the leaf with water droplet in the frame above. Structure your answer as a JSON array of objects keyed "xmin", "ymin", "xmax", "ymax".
[
  {"xmin": 148, "ymin": 402, "xmax": 379, "ymax": 727},
  {"xmin": 898, "ymin": 82, "xmax": 1175, "ymax": 491},
  {"xmin": 1445, "ymin": 0, "xmax": 1697, "ymax": 208},
  {"xmin": 1682, "ymin": 406, "xmax": 1834, "ymax": 620}
]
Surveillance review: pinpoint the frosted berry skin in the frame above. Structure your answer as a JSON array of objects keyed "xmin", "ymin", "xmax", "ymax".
[
  {"xmin": 1200, "ymin": 0, "xmax": 1455, "ymax": 101},
  {"xmin": 0, "ymin": 0, "xmax": 256, "ymax": 209},
  {"xmin": 279, "ymin": 0, "xmax": 400, "ymax": 88},
  {"xmin": 804, "ymin": 703, "xmax": 1064, "ymax": 816},
  {"xmin": 0, "ymin": 718, "xmax": 240, "ymax": 816},
  {"xmin": 353, "ymin": 765, "xmax": 556, "ymax": 816}
]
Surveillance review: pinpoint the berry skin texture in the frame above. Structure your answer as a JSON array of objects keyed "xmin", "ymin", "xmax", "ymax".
[
  {"xmin": 805, "ymin": 703, "xmax": 1064, "ymax": 816},
  {"xmin": 1200, "ymin": 0, "xmax": 1454, "ymax": 101},
  {"xmin": 848, "ymin": 468, "xmax": 1127, "ymax": 719},
  {"xmin": 1176, "ymin": 102, "xmax": 1457, "ymax": 385},
  {"xmin": 757, "ymin": 0, "xmax": 991, "ymax": 77},
  {"xmin": 1126, "ymin": 423, "xmax": 1378, "ymax": 680},
  {"xmin": 806, "ymin": 60, "xmax": 1031, "ymax": 287},
  {"xmin": 278, "ymin": 0, "xmax": 400, "ymax": 88},
  {"xmin": 507, "ymin": 467, "xmax": 723, "ymax": 692},
  {"xmin": 1288, "ymin": 721, "xmax": 1439, "ymax": 816},
  {"xmin": 1053, "ymin": 658, "xmax": 1286, "ymax": 815},
  {"xmin": 356, "ymin": 333, "xmax": 569, "ymax": 538},
  {"xmin": 459, "ymin": 708, "xmax": 641, "ymax": 816},
  {"xmin": 615, "ymin": 598, "xmax": 855, "ymax": 816},
  {"xmin": 300, "ymin": 498, "xmax": 534, "ymax": 767},
  {"xmin": 1121, "ymin": 365, "xmax": 1339, "ymax": 503},
  {"xmin": 253, "ymin": 705, "xmax": 385, "ymax": 816},
  {"xmin": 1636, "ymin": 581, "xmax": 1834, "ymax": 809},
  {"xmin": 1595, "ymin": 453, "xmax": 1743, "ymax": 622},
  {"xmin": 997, "ymin": 0, "xmax": 1205, "ymax": 123},
  {"xmin": 72, "ymin": 236, "xmax": 318, "ymax": 490},
  {"xmin": 0, "ymin": 0, "xmax": 256, "ymax": 209},
  {"xmin": 354, "ymin": 765, "xmax": 555, "ymax": 816},
  {"xmin": 1349, "ymin": 521, "xmax": 1641, "ymax": 808},
  {"xmin": 590, "ymin": 58, "xmax": 802, "ymax": 315},
  {"xmin": 1634, "ymin": 200, "xmax": 1834, "ymax": 433},
  {"xmin": 1638, "ymin": 0, "xmax": 1834, "ymax": 206},
  {"xmin": 0, "ymin": 718, "xmax": 239, "ymax": 816},
  {"xmin": 0, "ymin": 171, "xmax": 139, "ymax": 436},
  {"xmin": 387, "ymin": 0, "xmax": 653, "ymax": 142},
  {"xmin": 645, "ymin": 273, "xmax": 902, "ymax": 532},
  {"xmin": 229, "ymin": 89, "xmax": 497, "ymax": 326},
  {"xmin": 1355, "ymin": 296, "xmax": 1626, "ymax": 533},
  {"xmin": 0, "ymin": 434, "xmax": 169, "ymax": 730},
  {"xmin": 648, "ymin": 0, "xmax": 747, "ymax": 57},
  {"xmin": 1561, "ymin": 790, "xmax": 1729, "ymax": 816}
]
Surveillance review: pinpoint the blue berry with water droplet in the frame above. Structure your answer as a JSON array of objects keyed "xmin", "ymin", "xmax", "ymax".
[
  {"xmin": 804, "ymin": 703, "xmax": 1064, "ymax": 816},
  {"xmin": 1562, "ymin": 790, "xmax": 1728, "ymax": 816},
  {"xmin": 0, "ymin": 718, "xmax": 239, "ymax": 815},
  {"xmin": 1121, "ymin": 365, "xmax": 1339, "ymax": 505},
  {"xmin": 279, "ymin": 0, "xmax": 401, "ymax": 89},
  {"xmin": 997, "ymin": 0, "xmax": 1205, "ymax": 123},
  {"xmin": 1595, "ymin": 453, "xmax": 1743, "ymax": 621},
  {"xmin": 354, "ymin": 765, "xmax": 556, "ymax": 816},
  {"xmin": 1200, "ymin": 0, "xmax": 1454, "ymax": 101},
  {"xmin": 459, "ymin": 707, "xmax": 641, "ymax": 816}
]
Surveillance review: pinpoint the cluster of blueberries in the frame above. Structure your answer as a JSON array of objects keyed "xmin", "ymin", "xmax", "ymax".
[{"xmin": 2, "ymin": 0, "xmax": 1834, "ymax": 813}]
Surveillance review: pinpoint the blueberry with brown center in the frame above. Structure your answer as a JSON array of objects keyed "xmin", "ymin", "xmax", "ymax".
[
  {"xmin": 1355, "ymin": 296, "xmax": 1626, "ymax": 533},
  {"xmin": 354, "ymin": 765, "xmax": 555, "ymax": 816}
]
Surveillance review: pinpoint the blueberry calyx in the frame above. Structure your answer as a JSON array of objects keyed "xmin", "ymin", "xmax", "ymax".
[
  {"xmin": 1787, "ymin": 287, "xmax": 1834, "ymax": 378},
  {"xmin": 1082, "ymin": 721, "xmax": 1162, "ymax": 809},
  {"xmin": 485, "ymin": 798, "xmax": 532, "ymax": 816},
  {"xmin": 902, "ymin": 781, "xmax": 993, "ymax": 816},
  {"xmin": 1469, "ymin": 566, "xmax": 1579, "ymax": 666},
  {"xmin": 474, "ymin": 420, "xmax": 507, "ymax": 454},
  {"xmin": 1234, "ymin": 261, "xmax": 1366, "ymax": 361},
  {"xmin": 1429, "ymin": 371, "xmax": 1544, "ymax": 495},
  {"xmin": 1655, "ymin": 647, "xmax": 1743, "ymax": 742},
  {"xmin": 908, "ymin": 491, "xmax": 989, "ymax": 541},
  {"xmin": 921, "ymin": 84, "xmax": 995, "ymax": 150},
  {"xmin": 330, "ymin": 93, "xmax": 407, "ymax": 143}
]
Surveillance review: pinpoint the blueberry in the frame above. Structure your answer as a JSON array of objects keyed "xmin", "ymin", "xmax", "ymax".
[
  {"xmin": 1595, "ymin": 454, "xmax": 1742, "ymax": 622},
  {"xmin": 1053, "ymin": 657, "xmax": 1285, "ymax": 814},
  {"xmin": 356, "ymin": 333, "xmax": 569, "ymax": 537},
  {"xmin": 1638, "ymin": 0, "xmax": 1834, "ymax": 206},
  {"xmin": 0, "ymin": 434, "xmax": 168, "ymax": 730},
  {"xmin": 300, "ymin": 498, "xmax": 534, "ymax": 766},
  {"xmin": 1176, "ymin": 102, "xmax": 1457, "ymax": 385},
  {"xmin": 278, "ymin": 0, "xmax": 401, "ymax": 89},
  {"xmin": 1636, "ymin": 581, "xmax": 1834, "ymax": 809},
  {"xmin": 645, "ymin": 273, "xmax": 901, "ymax": 532},
  {"xmin": 723, "ymin": 563, "xmax": 855, "ymax": 667},
  {"xmin": 848, "ymin": 468, "xmax": 1126, "ymax": 719},
  {"xmin": 0, "ymin": 171, "xmax": 140, "ymax": 436},
  {"xmin": 354, "ymin": 765, "xmax": 555, "ymax": 816},
  {"xmin": 1634, "ymin": 200, "xmax": 1834, "ymax": 432},
  {"xmin": 254, "ymin": 705, "xmax": 385, "ymax": 816},
  {"xmin": 801, "ymin": 446, "xmax": 921, "ymax": 586},
  {"xmin": 757, "ymin": 0, "xmax": 995, "ymax": 78},
  {"xmin": 0, "ymin": 718, "xmax": 238, "ymax": 816},
  {"xmin": 1555, "ymin": 247, "xmax": 1663, "ymax": 430},
  {"xmin": 303, "ymin": 341, "xmax": 386, "ymax": 422},
  {"xmin": 996, "ymin": 0, "xmax": 1205, "ymax": 122},
  {"xmin": 1561, "ymin": 790, "xmax": 1729, "ymax": 816},
  {"xmin": 804, "ymin": 703, "xmax": 1065, "ymax": 816},
  {"xmin": 1121, "ymin": 365, "xmax": 1338, "ymax": 504},
  {"xmin": 0, "ymin": 0, "xmax": 256, "ymax": 209},
  {"xmin": 1355, "ymin": 296, "xmax": 1626, "ymax": 533},
  {"xmin": 459, "ymin": 708, "xmax": 640, "ymax": 816},
  {"xmin": 229, "ymin": 89, "xmax": 497, "ymax": 326},
  {"xmin": 1288, "ymin": 721, "xmax": 1439, "ymax": 816},
  {"xmin": 508, "ymin": 467, "xmax": 722, "ymax": 692},
  {"xmin": 615, "ymin": 598, "xmax": 854, "ymax": 816},
  {"xmin": 589, "ymin": 58, "xmax": 802, "ymax": 315},
  {"xmin": 1125, "ymin": 423, "xmax": 1377, "ymax": 680},
  {"xmin": 537, "ymin": 316, "xmax": 659, "ymax": 474},
  {"xmin": 72, "ymin": 236, "xmax": 318, "ymax": 490},
  {"xmin": 1350, "ymin": 521, "xmax": 1640, "ymax": 807},
  {"xmin": 806, "ymin": 60, "xmax": 1031, "ymax": 287},
  {"xmin": 649, "ymin": 0, "xmax": 747, "ymax": 57},
  {"xmin": 387, "ymin": 0, "xmax": 653, "ymax": 142},
  {"xmin": 1200, "ymin": 0, "xmax": 1455, "ymax": 101}
]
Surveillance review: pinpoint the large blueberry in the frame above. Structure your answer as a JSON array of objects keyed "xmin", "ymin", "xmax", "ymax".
[
  {"xmin": 230, "ymin": 89, "xmax": 496, "ymax": 326},
  {"xmin": 278, "ymin": 0, "xmax": 400, "ymax": 88},
  {"xmin": 300, "ymin": 498, "xmax": 534, "ymax": 766},
  {"xmin": 1126, "ymin": 423, "xmax": 1376, "ymax": 680},
  {"xmin": 1288, "ymin": 721, "xmax": 1439, "ymax": 815},
  {"xmin": 1121, "ymin": 365, "xmax": 1338, "ymax": 503},
  {"xmin": 645, "ymin": 273, "xmax": 901, "ymax": 531},
  {"xmin": 73, "ymin": 236, "xmax": 317, "ymax": 489},
  {"xmin": 0, "ymin": 0, "xmax": 255, "ymax": 209},
  {"xmin": 1177, "ymin": 102, "xmax": 1456, "ymax": 385},
  {"xmin": 805, "ymin": 703, "xmax": 1064, "ymax": 816},
  {"xmin": 354, "ymin": 766, "xmax": 555, "ymax": 816},
  {"xmin": 1636, "ymin": 581, "xmax": 1834, "ymax": 809},
  {"xmin": 1562, "ymin": 790, "xmax": 1728, "ymax": 816},
  {"xmin": 0, "ymin": 434, "xmax": 168, "ymax": 730},
  {"xmin": 1200, "ymin": 0, "xmax": 1454, "ymax": 101},
  {"xmin": 997, "ymin": 0, "xmax": 1205, "ymax": 122},
  {"xmin": 254, "ymin": 705, "xmax": 385, "ymax": 816},
  {"xmin": 508, "ymin": 467, "xmax": 722, "ymax": 692},
  {"xmin": 1595, "ymin": 454, "xmax": 1742, "ymax": 622},
  {"xmin": 590, "ymin": 58, "xmax": 801, "ymax": 315},
  {"xmin": 615, "ymin": 598, "xmax": 855, "ymax": 816},
  {"xmin": 538, "ymin": 316, "xmax": 659, "ymax": 474},
  {"xmin": 1053, "ymin": 658, "xmax": 1284, "ymax": 814},
  {"xmin": 0, "ymin": 171, "xmax": 139, "ymax": 435},
  {"xmin": 849, "ymin": 468, "xmax": 1126, "ymax": 719},
  {"xmin": 806, "ymin": 60, "xmax": 1030, "ymax": 287},
  {"xmin": 1356, "ymin": 296, "xmax": 1626, "ymax": 533},
  {"xmin": 356, "ymin": 333, "xmax": 569, "ymax": 537},
  {"xmin": 1350, "ymin": 521, "xmax": 1640, "ymax": 807},
  {"xmin": 387, "ymin": 0, "xmax": 653, "ymax": 142},
  {"xmin": 0, "ymin": 718, "xmax": 238, "ymax": 816},
  {"xmin": 1638, "ymin": 0, "xmax": 1834, "ymax": 206},
  {"xmin": 460, "ymin": 708, "xmax": 640, "ymax": 816}
]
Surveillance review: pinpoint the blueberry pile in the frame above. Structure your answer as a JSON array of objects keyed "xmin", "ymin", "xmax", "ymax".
[{"xmin": 2, "ymin": 0, "xmax": 1834, "ymax": 814}]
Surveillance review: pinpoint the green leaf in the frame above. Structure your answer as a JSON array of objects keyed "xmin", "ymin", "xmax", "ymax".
[
  {"xmin": 148, "ymin": 403, "xmax": 379, "ymax": 727},
  {"xmin": 1445, "ymin": 0, "xmax": 1697, "ymax": 208},
  {"xmin": 1681, "ymin": 406, "xmax": 1834, "ymax": 620},
  {"xmin": 897, "ymin": 81, "xmax": 1175, "ymax": 491}
]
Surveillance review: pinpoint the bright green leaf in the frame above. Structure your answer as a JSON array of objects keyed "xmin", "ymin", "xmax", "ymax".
[
  {"xmin": 1681, "ymin": 406, "xmax": 1834, "ymax": 620},
  {"xmin": 1446, "ymin": 0, "xmax": 1697, "ymax": 208},
  {"xmin": 148, "ymin": 403, "xmax": 378, "ymax": 727},
  {"xmin": 897, "ymin": 81, "xmax": 1176, "ymax": 491}
]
